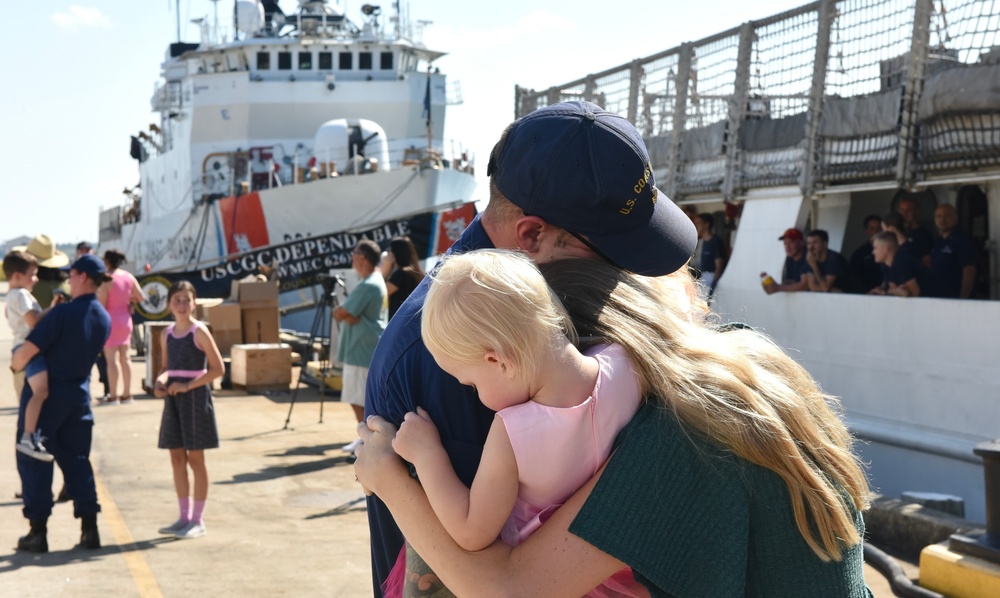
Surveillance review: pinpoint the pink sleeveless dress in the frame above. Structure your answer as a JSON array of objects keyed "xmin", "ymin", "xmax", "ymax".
[
  {"xmin": 382, "ymin": 343, "xmax": 648, "ymax": 598},
  {"xmin": 104, "ymin": 269, "xmax": 138, "ymax": 348}
]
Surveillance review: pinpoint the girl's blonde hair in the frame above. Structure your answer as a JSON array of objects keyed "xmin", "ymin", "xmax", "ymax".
[
  {"xmin": 539, "ymin": 259, "xmax": 870, "ymax": 562},
  {"xmin": 422, "ymin": 250, "xmax": 576, "ymax": 385}
]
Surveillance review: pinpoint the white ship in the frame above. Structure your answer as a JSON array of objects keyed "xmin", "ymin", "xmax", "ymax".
[
  {"xmin": 97, "ymin": 0, "xmax": 475, "ymax": 274},
  {"xmin": 519, "ymin": 0, "xmax": 1000, "ymax": 523}
]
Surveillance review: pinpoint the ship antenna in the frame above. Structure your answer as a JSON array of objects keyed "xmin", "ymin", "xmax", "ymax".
[{"xmin": 175, "ymin": 0, "xmax": 181, "ymax": 42}]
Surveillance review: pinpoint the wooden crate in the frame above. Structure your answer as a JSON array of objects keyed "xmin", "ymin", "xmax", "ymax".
[{"xmin": 230, "ymin": 343, "xmax": 292, "ymax": 391}]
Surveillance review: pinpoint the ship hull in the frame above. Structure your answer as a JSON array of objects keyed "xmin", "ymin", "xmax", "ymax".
[{"xmin": 99, "ymin": 166, "xmax": 476, "ymax": 273}]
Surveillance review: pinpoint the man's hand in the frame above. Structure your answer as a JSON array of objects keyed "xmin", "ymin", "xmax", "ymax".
[
  {"xmin": 763, "ymin": 282, "xmax": 778, "ymax": 295},
  {"xmin": 354, "ymin": 415, "xmax": 406, "ymax": 496},
  {"xmin": 394, "ymin": 407, "xmax": 446, "ymax": 468}
]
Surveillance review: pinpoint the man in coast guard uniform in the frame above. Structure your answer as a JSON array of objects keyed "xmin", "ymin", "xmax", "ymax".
[
  {"xmin": 12, "ymin": 254, "xmax": 112, "ymax": 553},
  {"xmin": 362, "ymin": 101, "xmax": 698, "ymax": 596}
]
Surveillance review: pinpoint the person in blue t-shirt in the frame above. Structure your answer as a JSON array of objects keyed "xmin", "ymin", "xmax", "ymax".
[
  {"xmin": 360, "ymin": 101, "xmax": 698, "ymax": 597},
  {"xmin": 931, "ymin": 204, "xmax": 976, "ymax": 299},
  {"xmin": 334, "ymin": 239, "xmax": 388, "ymax": 454},
  {"xmin": 869, "ymin": 231, "xmax": 923, "ymax": 297},
  {"xmin": 11, "ymin": 254, "xmax": 112, "ymax": 553},
  {"xmin": 896, "ymin": 194, "xmax": 934, "ymax": 268},
  {"xmin": 694, "ymin": 213, "xmax": 726, "ymax": 292},
  {"xmin": 850, "ymin": 215, "xmax": 883, "ymax": 293},
  {"xmin": 763, "ymin": 228, "xmax": 809, "ymax": 294},
  {"xmin": 803, "ymin": 229, "xmax": 856, "ymax": 293}
]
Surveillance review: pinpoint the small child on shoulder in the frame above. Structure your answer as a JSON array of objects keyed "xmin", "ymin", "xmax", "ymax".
[
  {"xmin": 382, "ymin": 249, "xmax": 647, "ymax": 598},
  {"xmin": 153, "ymin": 281, "xmax": 224, "ymax": 539}
]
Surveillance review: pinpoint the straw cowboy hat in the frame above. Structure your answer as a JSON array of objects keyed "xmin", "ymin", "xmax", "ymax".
[{"xmin": 13, "ymin": 234, "xmax": 71, "ymax": 268}]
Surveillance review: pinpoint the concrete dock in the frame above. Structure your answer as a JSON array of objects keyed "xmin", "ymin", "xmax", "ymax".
[{"xmin": 0, "ymin": 283, "xmax": 916, "ymax": 596}]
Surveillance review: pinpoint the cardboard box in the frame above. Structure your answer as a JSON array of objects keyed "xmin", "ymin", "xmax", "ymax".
[
  {"xmin": 231, "ymin": 280, "xmax": 279, "ymax": 309},
  {"xmin": 242, "ymin": 307, "xmax": 280, "ymax": 344},
  {"xmin": 203, "ymin": 302, "xmax": 242, "ymax": 331},
  {"xmin": 230, "ymin": 343, "xmax": 292, "ymax": 390},
  {"xmin": 194, "ymin": 298, "xmax": 224, "ymax": 321},
  {"xmin": 213, "ymin": 328, "xmax": 243, "ymax": 357}
]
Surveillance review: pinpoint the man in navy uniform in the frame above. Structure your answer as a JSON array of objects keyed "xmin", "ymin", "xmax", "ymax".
[
  {"xmin": 12, "ymin": 254, "xmax": 112, "ymax": 552},
  {"xmin": 362, "ymin": 101, "xmax": 697, "ymax": 596}
]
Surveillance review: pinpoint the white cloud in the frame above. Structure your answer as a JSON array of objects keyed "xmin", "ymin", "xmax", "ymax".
[{"xmin": 52, "ymin": 6, "xmax": 112, "ymax": 30}]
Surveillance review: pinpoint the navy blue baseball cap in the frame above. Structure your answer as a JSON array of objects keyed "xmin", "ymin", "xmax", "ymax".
[
  {"xmin": 488, "ymin": 101, "xmax": 696, "ymax": 276},
  {"xmin": 62, "ymin": 254, "xmax": 112, "ymax": 283}
]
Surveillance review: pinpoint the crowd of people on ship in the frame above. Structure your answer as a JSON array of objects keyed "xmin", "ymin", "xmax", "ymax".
[{"xmin": 754, "ymin": 193, "xmax": 979, "ymax": 299}]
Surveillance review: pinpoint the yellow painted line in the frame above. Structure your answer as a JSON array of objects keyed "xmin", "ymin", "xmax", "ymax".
[
  {"xmin": 94, "ymin": 472, "xmax": 164, "ymax": 598},
  {"xmin": 920, "ymin": 543, "xmax": 1000, "ymax": 598}
]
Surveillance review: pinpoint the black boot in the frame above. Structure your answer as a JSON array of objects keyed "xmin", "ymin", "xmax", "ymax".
[
  {"xmin": 79, "ymin": 514, "xmax": 100, "ymax": 550},
  {"xmin": 17, "ymin": 519, "xmax": 48, "ymax": 553}
]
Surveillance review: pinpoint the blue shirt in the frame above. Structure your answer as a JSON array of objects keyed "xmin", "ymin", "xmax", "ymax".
[
  {"xmin": 337, "ymin": 271, "xmax": 387, "ymax": 366},
  {"xmin": 700, "ymin": 235, "xmax": 725, "ymax": 274},
  {"xmin": 931, "ymin": 231, "xmax": 975, "ymax": 298},
  {"xmin": 781, "ymin": 254, "xmax": 809, "ymax": 285},
  {"xmin": 364, "ymin": 214, "xmax": 497, "ymax": 594},
  {"xmin": 25, "ymin": 293, "xmax": 110, "ymax": 404}
]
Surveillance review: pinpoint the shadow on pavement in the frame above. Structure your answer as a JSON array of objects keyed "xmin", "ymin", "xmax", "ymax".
[
  {"xmin": 218, "ymin": 455, "xmax": 354, "ymax": 485},
  {"xmin": 305, "ymin": 496, "xmax": 367, "ymax": 520},
  {"xmin": 0, "ymin": 536, "xmax": 176, "ymax": 572}
]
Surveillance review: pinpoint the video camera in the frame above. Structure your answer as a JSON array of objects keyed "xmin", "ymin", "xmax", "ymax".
[{"xmin": 315, "ymin": 272, "xmax": 346, "ymax": 295}]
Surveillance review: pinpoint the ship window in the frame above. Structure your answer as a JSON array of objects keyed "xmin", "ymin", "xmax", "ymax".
[
  {"xmin": 256, "ymin": 52, "xmax": 270, "ymax": 70},
  {"xmin": 278, "ymin": 52, "xmax": 292, "ymax": 70},
  {"xmin": 339, "ymin": 52, "xmax": 353, "ymax": 70},
  {"xmin": 380, "ymin": 52, "xmax": 393, "ymax": 70},
  {"xmin": 359, "ymin": 52, "xmax": 372, "ymax": 70},
  {"xmin": 319, "ymin": 52, "xmax": 332, "ymax": 70},
  {"xmin": 298, "ymin": 52, "xmax": 312, "ymax": 70}
]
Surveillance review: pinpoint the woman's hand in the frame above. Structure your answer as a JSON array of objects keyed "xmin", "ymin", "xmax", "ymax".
[
  {"xmin": 354, "ymin": 415, "xmax": 407, "ymax": 496},
  {"xmin": 154, "ymin": 380, "xmax": 168, "ymax": 398},
  {"xmin": 393, "ymin": 407, "xmax": 446, "ymax": 468}
]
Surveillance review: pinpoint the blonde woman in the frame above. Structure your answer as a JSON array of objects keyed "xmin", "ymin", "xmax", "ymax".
[{"xmin": 356, "ymin": 256, "xmax": 871, "ymax": 597}]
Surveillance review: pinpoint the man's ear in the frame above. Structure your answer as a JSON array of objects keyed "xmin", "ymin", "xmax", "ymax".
[{"xmin": 513, "ymin": 216, "xmax": 549, "ymax": 255}]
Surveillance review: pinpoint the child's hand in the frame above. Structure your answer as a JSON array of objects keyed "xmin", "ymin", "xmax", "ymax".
[
  {"xmin": 393, "ymin": 407, "xmax": 444, "ymax": 466},
  {"xmin": 166, "ymin": 381, "xmax": 189, "ymax": 395},
  {"xmin": 153, "ymin": 380, "xmax": 168, "ymax": 398}
]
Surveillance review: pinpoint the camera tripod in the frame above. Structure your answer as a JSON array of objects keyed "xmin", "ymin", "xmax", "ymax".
[{"xmin": 283, "ymin": 278, "xmax": 343, "ymax": 429}]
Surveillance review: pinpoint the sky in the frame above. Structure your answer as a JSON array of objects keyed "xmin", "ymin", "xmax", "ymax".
[{"xmin": 0, "ymin": 0, "xmax": 807, "ymax": 246}]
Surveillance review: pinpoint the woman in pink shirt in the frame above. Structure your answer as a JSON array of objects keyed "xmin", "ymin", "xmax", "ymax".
[{"xmin": 98, "ymin": 249, "xmax": 144, "ymax": 404}]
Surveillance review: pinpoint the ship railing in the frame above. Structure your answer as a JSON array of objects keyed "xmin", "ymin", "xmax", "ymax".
[
  {"xmin": 195, "ymin": 141, "xmax": 474, "ymax": 202},
  {"xmin": 514, "ymin": 0, "xmax": 1000, "ymax": 199}
]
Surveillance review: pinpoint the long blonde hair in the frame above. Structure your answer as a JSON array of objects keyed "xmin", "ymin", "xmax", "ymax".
[
  {"xmin": 539, "ymin": 259, "xmax": 870, "ymax": 562},
  {"xmin": 422, "ymin": 250, "xmax": 576, "ymax": 385}
]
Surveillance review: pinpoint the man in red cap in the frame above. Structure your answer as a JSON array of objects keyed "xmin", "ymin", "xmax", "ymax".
[{"xmin": 763, "ymin": 228, "xmax": 809, "ymax": 294}]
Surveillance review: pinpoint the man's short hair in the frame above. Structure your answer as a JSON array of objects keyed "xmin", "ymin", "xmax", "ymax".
[
  {"xmin": 806, "ymin": 229, "xmax": 829, "ymax": 243},
  {"xmin": 698, "ymin": 213, "xmax": 715, "ymax": 231},
  {"xmin": 355, "ymin": 239, "xmax": 381, "ymax": 268},
  {"xmin": 3, "ymin": 250, "xmax": 37, "ymax": 279},
  {"xmin": 76, "ymin": 241, "xmax": 92, "ymax": 253},
  {"xmin": 873, "ymin": 231, "xmax": 899, "ymax": 250},
  {"xmin": 882, "ymin": 211, "xmax": 906, "ymax": 232},
  {"xmin": 863, "ymin": 214, "xmax": 882, "ymax": 228}
]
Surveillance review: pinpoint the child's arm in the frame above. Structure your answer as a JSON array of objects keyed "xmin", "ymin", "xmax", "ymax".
[
  {"xmin": 394, "ymin": 407, "xmax": 518, "ymax": 552},
  {"xmin": 166, "ymin": 325, "xmax": 225, "ymax": 395},
  {"xmin": 154, "ymin": 328, "xmax": 169, "ymax": 397}
]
